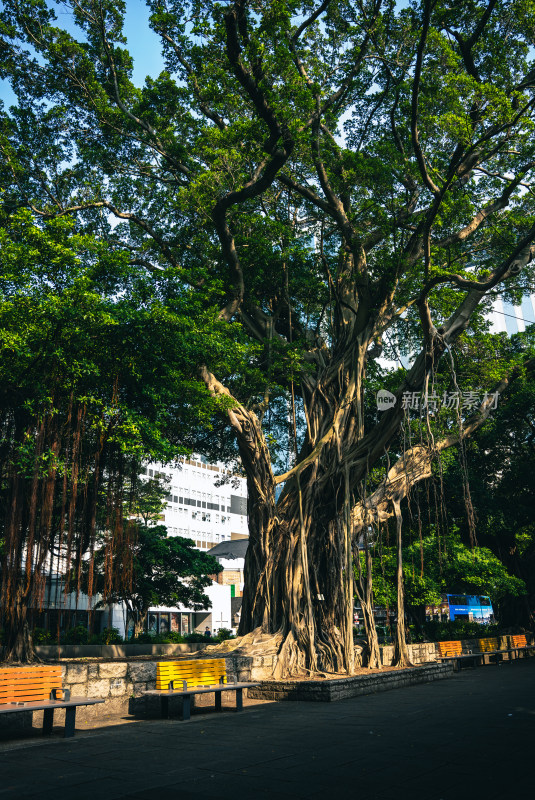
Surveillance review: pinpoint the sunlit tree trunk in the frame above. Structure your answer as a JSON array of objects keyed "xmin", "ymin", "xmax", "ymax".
[{"xmin": 393, "ymin": 503, "xmax": 412, "ymax": 667}]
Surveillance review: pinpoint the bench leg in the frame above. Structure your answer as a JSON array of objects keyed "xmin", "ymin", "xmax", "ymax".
[
  {"xmin": 64, "ymin": 706, "xmax": 76, "ymax": 738},
  {"xmin": 161, "ymin": 696, "xmax": 170, "ymax": 719},
  {"xmin": 42, "ymin": 708, "xmax": 54, "ymax": 736},
  {"xmin": 236, "ymin": 688, "xmax": 243, "ymax": 712},
  {"xmin": 182, "ymin": 695, "xmax": 191, "ymax": 721},
  {"xmin": 215, "ymin": 692, "xmax": 222, "ymax": 713}
]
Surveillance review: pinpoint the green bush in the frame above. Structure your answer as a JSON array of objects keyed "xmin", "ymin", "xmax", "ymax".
[
  {"xmin": 132, "ymin": 632, "xmax": 153, "ymax": 644},
  {"xmin": 215, "ymin": 628, "xmax": 234, "ymax": 642},
  {"xmin": 129, "ymin": 632, "xmax": 185, "ymax": 644},
  {"xmin": 184, "ymin": 632, "xmax": 206, "ymax": 643},
  {"xmin": 423, "ymin": 619, "xmax": 501, "ymax": 642},
  {"xmin": 165, "ymin": 631, "xmax": 185, "ymax": 643},
  {"xmin": 98, "ymin": 627, "xmax": 123, "ymax": 644},
  {"xmin": 61, "ymin": 625, "xmax": 89, "ymax": 644},
  {"xmin": 32, "ymin": 627, "xmax": 52, "ymax": 644}
]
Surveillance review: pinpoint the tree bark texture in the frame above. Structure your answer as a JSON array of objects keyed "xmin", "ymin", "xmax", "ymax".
[
  {"xmin": 1, "ymin": 593, "xmax": 39, "ymax": 664},
  {"xmin": 392, "ymin": 503, "xmax": 413, "ymax": 667},
  {"xmin": 354, "ymin": 532, "xmax": 381, "ymax": 669}
]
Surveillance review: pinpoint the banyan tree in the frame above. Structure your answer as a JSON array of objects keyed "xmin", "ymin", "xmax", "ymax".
[{"xmin": 1, "ymin": 0, "xmax": 535, "ymax": 674}]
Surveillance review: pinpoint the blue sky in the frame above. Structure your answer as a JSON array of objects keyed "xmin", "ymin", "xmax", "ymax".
[{"xmin": 0, "ymin": 0, "xmax": 165, "ymax": 108}]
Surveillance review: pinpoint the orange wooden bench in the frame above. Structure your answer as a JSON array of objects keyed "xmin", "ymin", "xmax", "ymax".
[
  {"xmin": 0, "ymin": 665, "xmax": 104, "ymax": 737},
  {"xmin": 509, "ymin": 634, "xmax": 535, "ymax": 659},
  {"xmin": 437, "ymin": 641, "xmax": 462, "ymax": 658},
  {"xmin": 437, "ymin": 641, "xmax": 483, "ymax": 670}
]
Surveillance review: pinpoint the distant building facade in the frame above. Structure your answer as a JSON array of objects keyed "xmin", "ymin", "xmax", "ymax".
[
  {"xmin": 134, "ymin": 455, "xmax": 249, "ymax": 636},
  {"xmin": 207, "ymin": 538, "xmax": 248, "ymax": 598},
  {"xmin": 489, "ymin": 294, "xmax": 535, "ymax": 336},
  {"xmin": 141, "ymin": 456, "xmax": 248, "ymax": 551}
]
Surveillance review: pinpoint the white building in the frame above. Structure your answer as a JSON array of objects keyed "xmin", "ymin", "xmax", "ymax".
[
  {"xmin": 207, "ymin": 538, "xmax": 248, "ymax": 597},
  {"xmin": 141, "ymin": 455, "xmax": 248, "ymax": 550},
  {"xmin": 134, "ymin": 455, "xmax": 248, "ymax": 636},
  {"xmin": 489, "ymin": 294, "xmax": 535, "ymax": 335},
  {"xmin": 112, "ymin": 581, "xmax": 232, "ymax": 639}
]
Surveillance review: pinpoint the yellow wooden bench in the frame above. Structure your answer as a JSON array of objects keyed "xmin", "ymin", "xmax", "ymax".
[
  {"xmin": 478, "ymin": 637, "xmax": 499, "ymax": 652},
  {"xmin": 145, "ymin": 658, "xmax": 259, "ymax": 721},
  {"xmin": 476, "ymin": 637, "xmax": 505, "ymax": 665},
  {"xmin": 0, "ymin": 665, "xmax": 104, "ymax": 738},
  {"xmin": 156, "ymin": 658, "xmax": 227, "ymax": 691}
]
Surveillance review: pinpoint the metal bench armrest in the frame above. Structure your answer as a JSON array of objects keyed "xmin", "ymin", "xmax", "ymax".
[
  {"xmin": 50, "ymin": 688, "xmax": 70, "ymax": 702},
  {"xmin": 168, "ymin": 679, "xmax": 188, "ymax": 692}
]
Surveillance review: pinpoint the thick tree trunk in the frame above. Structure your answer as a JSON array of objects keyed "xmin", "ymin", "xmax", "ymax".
[
  {"xmin": 1, "ymin": 592, "xmax": 39, "ymax": 664},
  {"xmin": 205, "ymin": 334, "xmax": 519, "ymax": 678},
  {"xmin": 203, "ymin": 364, "xmax": 357, "ymax": 677},
  {"xmin": 239, "ymin": 472, "xmax": 355, "ymax": 677}
]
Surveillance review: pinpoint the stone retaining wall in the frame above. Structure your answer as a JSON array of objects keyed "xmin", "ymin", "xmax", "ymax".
[
  {"xmin": 248, "ymin": 662, "xmax": 455, "ymax": 702},
  {"xmin": 381, "ymin": 642, "xmax": 438, "ymax": 666},
  {"xmin": 34, "ymin": 642, "xmax": 206, "ymax": 660}
]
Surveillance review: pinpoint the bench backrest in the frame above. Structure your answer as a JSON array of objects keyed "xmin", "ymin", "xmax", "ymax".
[
  {"xmin": 478, "ymin": 637, "xmax": 499, "ymax": 652},
  {"xmin": 438, "ymin": 641, "xmax": 462, "ymax": 657},
  {"xmin": 511, "ymin": 634, "xmax": 527, "ymax": 648},
  {"xmin": 0, "ymin": 666, "xmax": 62, "ymax": 705},
  {"xmin": 156, "ymin": 659, "xmax": 227, "ymax": 691}
]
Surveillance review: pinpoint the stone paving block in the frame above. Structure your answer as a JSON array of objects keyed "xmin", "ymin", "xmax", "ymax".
[
  {"xmin": 128, "ymin": 662, "xmax": 156, "ymax": 682},
  {"xmin": 86, "ymin": 679, "xmax": 111, "ymax": 698},
  {"xmin": 65, "ymin": 663, "xmax": 88, "ymax": 683},
  {"xmin": 68, "ymin": 683, "xmax": 87, "ymax": 697},
  {"xmin": 99, "ymin": 662, "xmax": 128, "ymax": 679}
]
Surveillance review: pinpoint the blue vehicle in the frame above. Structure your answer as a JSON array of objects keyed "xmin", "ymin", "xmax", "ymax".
[{"xmin": 446, "ymin": 594, "xmax": 494, "ymax": 623}]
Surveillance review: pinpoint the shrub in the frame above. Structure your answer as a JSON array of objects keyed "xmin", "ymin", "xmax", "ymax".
[
  {"xmin": 184, "ymin": 632, "xmax": 206, "ymax": 643},
  {"xmin": 423, "ymin": 619, "xmax": 501, "ymax": 642},
  {"xmin": 132, "ymin": 632, "xmax": 154, "ymax": 644},
  {"xmin": 61, "ymin": 625, "xmax": 89, "ymax": 644},
  {"xmin": 215, "ymin": 628, "xmax": 234, "ymax": 642},
  {"xmin": 165, "ymin": 631, "xmax": 185, "ymax": 643},
  {"xmin": 32, "ymin": 627, "xmax": 52, "ymax": 644},
  {"xmin": 98, "ymin": 627, "xmax": 123, "ymax": 644},
  {"xmin": 130, "ymin": 632, "xmax": 184, "ymax": 644}
]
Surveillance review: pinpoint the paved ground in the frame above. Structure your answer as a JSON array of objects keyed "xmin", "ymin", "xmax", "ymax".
[{"xmin": 0, "ymin": 659, "xmax": 533, "ymax": 799}]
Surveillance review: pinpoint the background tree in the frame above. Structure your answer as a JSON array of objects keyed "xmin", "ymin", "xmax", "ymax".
[
  {"xmin": 2, "ymin": 0, "xmax": 535, "ymax": 674},
  {"xmin": 405, "ymin": 329, "xmax": 535, "ymax": 627},
  {"xmin": 368, "ymin": 528, "xmax": 526, "ymax": 630},
  {"xmin": 0, "ymin": 209, "xmax": 224, "ymax": 661},
  {"xmin": 91, "ymin": 476, "xmax": 222, "ymax": 636}
]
